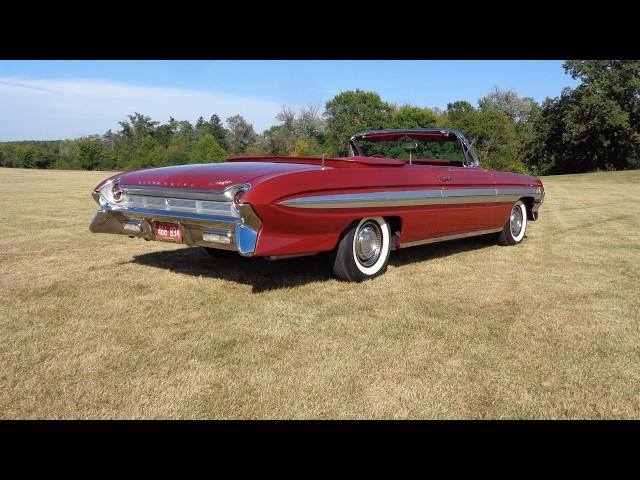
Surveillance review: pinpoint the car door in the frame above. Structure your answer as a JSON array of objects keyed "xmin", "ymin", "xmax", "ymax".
[
  {"xmin": 392, "ymin": 163, "xmax": 444, "ymax": 245},
  {"xmin": 437, "ymin": 166, "xmax": 497, "ymax": 235}
]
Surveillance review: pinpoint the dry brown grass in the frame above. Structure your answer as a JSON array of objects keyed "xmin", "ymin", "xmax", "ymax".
[{"xmin": 1, "ymin": 167, "xmax": 639, "ymax": 419}]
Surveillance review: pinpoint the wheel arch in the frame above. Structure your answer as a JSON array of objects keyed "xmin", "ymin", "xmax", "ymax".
[
  {"xmin": 521, "ymin": 196, "xmax": 536, "ymax": 221},
  {"xmin": 383, "ymin": 216, "xmax": 402, "ymax": 250}
]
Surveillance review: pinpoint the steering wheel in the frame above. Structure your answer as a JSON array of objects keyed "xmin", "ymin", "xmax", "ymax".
[{"xmin": 369, "ymin": 154, "xmax": 385, "ymax": 158}]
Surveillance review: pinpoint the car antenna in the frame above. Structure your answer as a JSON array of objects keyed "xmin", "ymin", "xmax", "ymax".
[{"xmin": 322, "ymin": 153, "xmax": 325, "ymax": 170}]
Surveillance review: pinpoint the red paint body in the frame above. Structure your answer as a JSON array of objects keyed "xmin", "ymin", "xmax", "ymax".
[{"xmin": 103, "ymin": 155, "xmax": 544, "ymax": 257}]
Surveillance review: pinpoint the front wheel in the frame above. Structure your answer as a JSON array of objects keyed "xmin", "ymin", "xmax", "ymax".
[
  {"xmin": 497, "ymin": 200, "xmax": 528, "ymax": 246},
  {"xmin": 332, "ymin": 217, "xmax": 391, "ymax": 282}
]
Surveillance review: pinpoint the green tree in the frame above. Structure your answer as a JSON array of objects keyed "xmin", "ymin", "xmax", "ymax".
[
  {"xmin": 153, "ymin": 117, "xmax": 178, "ymax": 148},
  {"xmin": 522, "ymin": 60, "xmax": 640, "ymax": 174},
  {"xmin": 478, "ymin": 87, "xmax": 537, "ymax": 124},
  {"xmin": 226, "ymin": 115, "xmax": 257, "ymax": 154},
  {"xmin": 294, "ymin": 105, "xmax": 326, "ymax": 141},
  {"xmin": 195, "ymin": 115, "xmax": 228, "ymax": 149},
  {"xmin": 387, "ymin": 105, "xmax": 437, "ymax": 129},
  {"xmin": 263, "ymin": 124, "xmax": 290, "ymax": 156},
  {"xmin": 164, "ymin": 137, "xmax": 191, "ymax": 166},
  {"xmin": 292, "ymin": 138, "xmax": 323, "ymax": 157},
  {"xmin": 174, "ymin": 120, "xmax": 196, "ymax": 147},
  {"xmin": 262, "ymin": 106, "xmax": 326, "ymax": 156},
  {"xmin": 191, "ymin": 134, "xmax": 228, "ymax": 163},
  {"xmin": 206, "ymin": 114, "xmax": 229, "ymax": 150},
  {"xmin": 324, "ymin": 90, "xmax": 393, "ymax": 156},
  {"xmin": 126, "ymin": 135, "xmax": 165, "ymax": 170},
  {"xmin": 442, "ymin": 101, "xmax": 525, "ymax": 172},
  {"xmin": 76, "ymin": 136, "xmax": 108, "ymax": 170},
  {"xmin": 118, "ymin": 112, "xmax": 159, "ymax": 142},
  {"xmin": 266, "ymin": 107, "xmax": 296, "ymax": 155},
  {"xmin": 0, "ymin": 144, "xmax": 16, "ymax": 167},
  {"xmin": 14, "ymin": 145, "xmax": 41, "ymax": 168},
  {"xmin": 57, "ymin": 139, "xmax": 79, "ymax": 169}
]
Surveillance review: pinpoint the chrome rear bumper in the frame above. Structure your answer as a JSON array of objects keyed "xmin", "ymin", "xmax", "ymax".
[{"xmin": 89, "ymin": 192, "xmax": 261, "ymax": 256}]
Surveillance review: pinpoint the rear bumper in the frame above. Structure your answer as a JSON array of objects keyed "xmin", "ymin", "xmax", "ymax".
[{"xmin": 89, "ymin": 195, "xmax": 261, "ymax": 256}]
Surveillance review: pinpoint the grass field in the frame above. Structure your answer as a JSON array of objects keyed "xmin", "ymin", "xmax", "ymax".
[{"xmin": 1, "ymin": 167, "xmax": 639, "ymax": 419}]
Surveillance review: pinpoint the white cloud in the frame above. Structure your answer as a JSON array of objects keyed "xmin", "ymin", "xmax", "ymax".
[{"xmin": 0, "ymin": 77, "xmax": 285, "ymax": 141}]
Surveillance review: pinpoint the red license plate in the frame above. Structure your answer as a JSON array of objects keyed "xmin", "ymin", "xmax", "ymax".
[{"xmin": 154, "ymin": 222, "xmax": 182, "ymax": 242}]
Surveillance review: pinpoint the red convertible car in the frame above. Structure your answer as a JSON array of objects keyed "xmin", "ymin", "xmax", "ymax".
[{"xmin": 90, "ymin": 128, "xmax": 544, "ymax": 281}]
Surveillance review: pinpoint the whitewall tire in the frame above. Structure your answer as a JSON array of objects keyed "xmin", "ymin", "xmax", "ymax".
[
  {"xmin": 497, "ymin": 200, "xmax": 528, "ymax": 246},
  {"xmin": 333, "ymin": 217, "xmax": 391, "ymax": 281}
]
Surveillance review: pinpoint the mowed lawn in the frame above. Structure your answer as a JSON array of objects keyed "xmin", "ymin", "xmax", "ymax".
[{"xmin": 1, "ymin": 167, "xmax": 639, "ymax": 419}]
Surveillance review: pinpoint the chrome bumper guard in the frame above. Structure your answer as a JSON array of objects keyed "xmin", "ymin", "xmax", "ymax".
[{"xmin": 89, "ymin": 191, "xmax": 261, "ymax": 256}]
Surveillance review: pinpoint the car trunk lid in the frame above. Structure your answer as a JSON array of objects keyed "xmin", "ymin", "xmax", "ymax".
[{"xmin": 118, "ymin": 161, "xmax": 323, "ymax": 190}]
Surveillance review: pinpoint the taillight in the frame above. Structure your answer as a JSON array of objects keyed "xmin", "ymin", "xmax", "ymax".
[
  {"xmin": 111, "ymin": 181, "xmax": 123, "ymax": 202},
  {"xmin": 233, "ymin": 189, "xmax": 247, "ymax": 211},
  {"xmin": 96, "ymin": 177, "xmax": 125, "ymax": 205},
  {"xmin": 92, "ymin": 172, "xmax": 123, "ymax": 192}
]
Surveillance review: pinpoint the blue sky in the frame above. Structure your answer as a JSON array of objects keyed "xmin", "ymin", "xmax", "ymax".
[{"xmin": 0, "ymin": 60, "xmax": 579, "ymax": 141}]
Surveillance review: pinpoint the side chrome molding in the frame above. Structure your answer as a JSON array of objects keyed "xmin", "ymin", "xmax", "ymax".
[{"xmin": 280, "ymin": 187, "xmax": 542, "ymax": 209}]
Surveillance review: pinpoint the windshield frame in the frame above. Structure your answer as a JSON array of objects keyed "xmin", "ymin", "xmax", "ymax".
[{"xmin": 348, "ymin": 128, "xmax": 480, "ymax": 168}]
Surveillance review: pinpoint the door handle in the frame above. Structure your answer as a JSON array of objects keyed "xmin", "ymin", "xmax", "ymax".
[{"xmin": 440, "ymin": 175, "xmax": 453, "ymax": 182}]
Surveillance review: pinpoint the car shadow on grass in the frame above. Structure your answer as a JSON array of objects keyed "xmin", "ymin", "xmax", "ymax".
[
  {"xmin": 389, "ymin": 233, "xmax": 499, "ymax": 269},
  {"xmin": 131, "ymin": 247, "xmax": 334, "ymax": 293},
  {"xmin": 130, "ymin": 234, "xmax": 499, "ymax": 293}
]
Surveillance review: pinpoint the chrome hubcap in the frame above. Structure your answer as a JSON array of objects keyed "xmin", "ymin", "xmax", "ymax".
[
  {"xmin": 355, "ymin": 221, "xmax": 382, "ymax": 267},
  {"xmin": 510, "ymin": 205, "xmax": 524, "ymax": 237}
]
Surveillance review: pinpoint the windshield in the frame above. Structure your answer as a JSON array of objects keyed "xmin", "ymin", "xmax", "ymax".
[{"xmin": 355, "ymin": 136, "xmax": 467, "ymax": 163}]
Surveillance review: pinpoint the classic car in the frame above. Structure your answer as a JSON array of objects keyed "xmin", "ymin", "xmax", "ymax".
[{"xmin": 89, "ymin": 128, "xmax": 544, "ymax": 281}]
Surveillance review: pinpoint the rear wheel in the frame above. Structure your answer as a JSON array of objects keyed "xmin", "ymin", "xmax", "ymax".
[
  {"xmin": 332, "ymin": 217, "xmax": 391, "ymax": 282},
  {"xmin": 497, "ymin": 200, "xmax": 528, "ymax": 246}
]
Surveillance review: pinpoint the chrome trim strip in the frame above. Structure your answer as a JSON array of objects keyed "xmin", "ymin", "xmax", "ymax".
[
  {"xmin": 202, "ymin": 227, "xmax": 232, "ymax": 237},
  {"xmin": 120, "ymin": 184, "xmax": 246, "ymax": 202},
  {"xmin": 399, "ymin": 228, "xmax": 503, "ymax": 248},
  {"xmin": 497, "ymin": 187, "xmax": 539, "ymax": 197},
  {"xmin": 445, "ymin": 188, "xmax": 497, "ymax": 197},
  {"xmin": 280, "ymin": 187, "xmax": 541, "ymax": 209},
  {"xmin": 281, "ymin": 189, "xmax": 443, "ymax": 208},
  {"xmin": 104, "ymin": 206, "xmax": 238, "ymax": 225},
  {"xmin": 123, "ymin": 195, "xmax": 235, "ymax": 217}
]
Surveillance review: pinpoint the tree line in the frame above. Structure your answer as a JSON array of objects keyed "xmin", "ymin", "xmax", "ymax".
[{"xmin": 1, "ymin": 60, "xmax": 638, "ymax": 175}]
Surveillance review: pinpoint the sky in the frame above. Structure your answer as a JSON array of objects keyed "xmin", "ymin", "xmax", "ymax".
[{"xmin": 0, "ymin": 60, "xmax": 580, "ymax": 141}]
